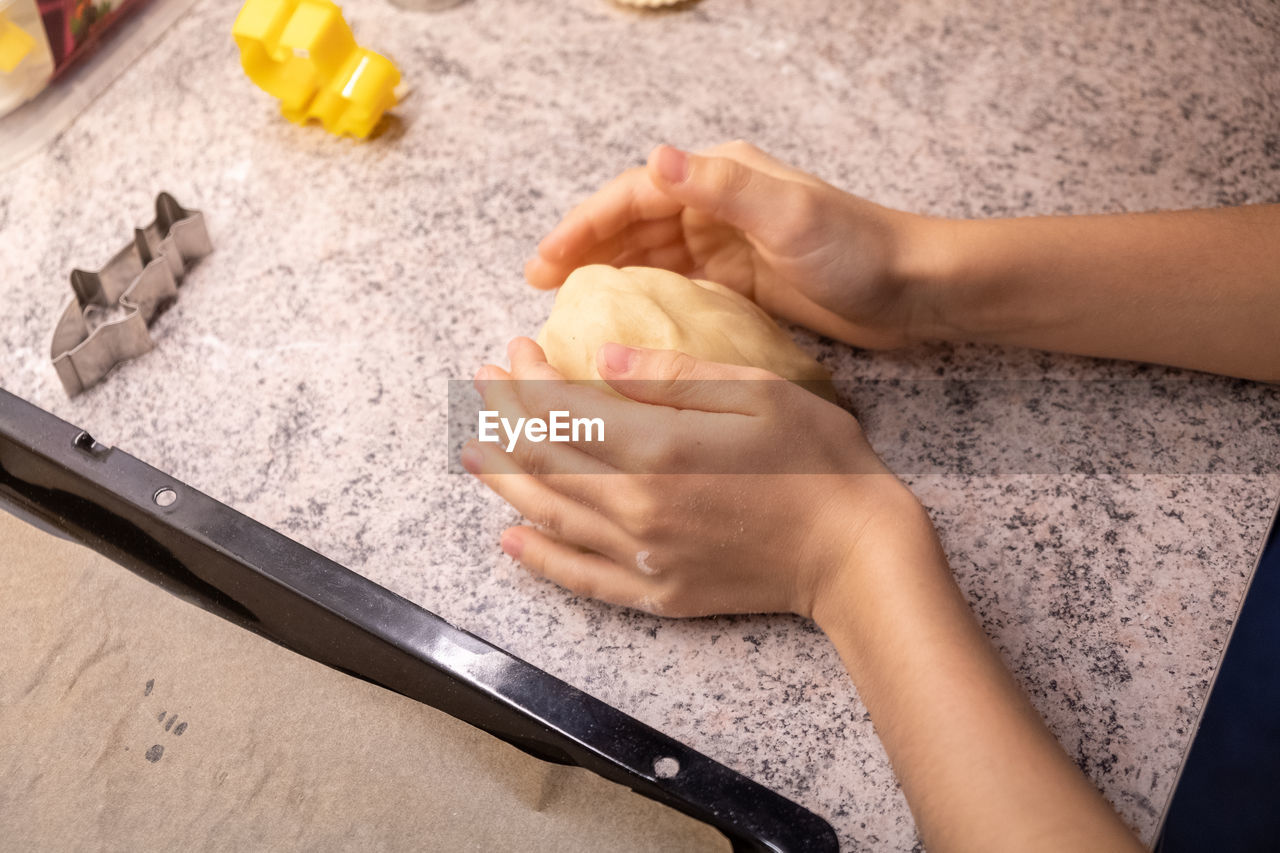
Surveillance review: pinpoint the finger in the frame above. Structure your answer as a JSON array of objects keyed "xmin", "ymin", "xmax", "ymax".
[
  {"xmin": 479, "ymin": 363, "xmax": 616, "ymax": 481},
  {"xmin": 469, "ymin": 423, "xmax": 625, "ymax": 524},
  {"xmin": 537, "ymin": 168, "xmax": 685, "ymax": 265},
  {"xmin": 464, "ymin": 441, "xmax": 633, "ymax": 560},
  {"xmin": 504, "ymin": 337, "xmax": 629, "ymax": 477},
  {"xmin": 500, "ymin": 339, "xmax": 683, "ymax": 474},
  {"xmin": 527, "ymin": 140, "xmax": 820, "ymax": 291},
  {"xmin": 698, "ymin": 139, "xmax": 820, "ymax": 183},
  {"xmin": 526, "ymin": 216, "xmax": 687, "ymax": 290},
  {"xmin": 475, "ymin": 362, "xmax": 519, "ymax": 423},
  {"xmin": 501, "ymin": 526, "xmax": 666, "ymax": 615},
  {"xmin": 591, "ymin": 215, "xmax": 685, "ymax": 258},
  {"xmin": 596, "ymin": 343, "xmax": 783, "ymax": 414},
  {"xmin": 612, "ymin": 241, "xmax": 696, "ymax": 275},
  {"xmin": 480, "ymin": 346, "xmax": 650, "ymax": 505},
  {"xmin": 647, "ymin": 144, "xmax": 824, "ymax": 255},
  {"xmin": 507, "ymin": 336, "xmax": 561, "ymax": 380},
  {"xmin": 572, "ymin": 216, "xmax": 685, "ymax": 273},
  {"xmin": 537, "ymin": 141, "xmax": 810, "ymax": 271},
  {"xmin": 505, "ymin": 335, "xmax": 616, "ymax": 448},
  {"xmin": 525, "ymin": 254, "xmax": 563, "ymax": 290}
]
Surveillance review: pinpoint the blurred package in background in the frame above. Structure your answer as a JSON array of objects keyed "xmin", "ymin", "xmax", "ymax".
[
  {"xmin": 0, "ymin": 0, "xmax": 55, "ymax": 113},
  {"xmin": 1, "ymin": 0, "xmax": 148, "ymax": 115},
  {"xmin": 0, "ymin": 0, "xmax": 200, "ymax": 169}
]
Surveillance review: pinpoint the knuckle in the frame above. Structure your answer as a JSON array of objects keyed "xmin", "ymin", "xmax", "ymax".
[
  {"xmin": 528, "ymin": 499, "xmax": 562, "ymax": 537},
  {"xmin": 645, "ymin": 580, "xmax": 698, "ymax": 619},
  {"xmin": 655, "ymin": 350, "xmax": 699, "ymax": 384},
  {"xmin": 633, "ymin": 591, "xmax": 672, "ymax": 617},
  {"xmin": 618, "ymin": 472, "xmax": 652, "ymax": 503},
  {"xmin": 621, "ymin": 488, "xmax": 664, "ymax": 538},
  {"xmin": 514, "ymin": 438, "xmax": 547, "ymax": 476},
  {"xmin": 640, "ymin": 351, "xmax": 700, "ymax": 408},
  {"xmin": 705, "ymin": 158, "xmax": 751, "ymax": 200},
  {"xmin": 627, "ymin": 511, "xmax": 659, "ymax": 541},
  {"xmin": 754, "ymin": 373, "xmax": 792, "ymax": 407},
  {"xmin": 773, "ymin": 184, "xmax": 825, "ymax": 242},
  {"xmin": 638, "ymin": 435, "xmax": 682, "ymax": 473}
]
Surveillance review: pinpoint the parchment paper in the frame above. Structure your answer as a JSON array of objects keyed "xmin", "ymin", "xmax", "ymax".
[{"xmin": 0, "ymin": 511, "xmax": 729, "ymax": 852}]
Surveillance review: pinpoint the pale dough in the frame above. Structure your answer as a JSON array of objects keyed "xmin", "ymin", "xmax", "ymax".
[{"xmin": 536, "ymin": 265, "xmax": 833, "ymax": 397}]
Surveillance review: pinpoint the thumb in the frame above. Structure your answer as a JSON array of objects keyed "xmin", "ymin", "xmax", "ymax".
[
  {"xmin": 596, "ymin": 343, "xmax": 778, "ymax": 413},
  {"xmin": 647, "ymin": 144, "xmax": 814, "ymax": 251}
]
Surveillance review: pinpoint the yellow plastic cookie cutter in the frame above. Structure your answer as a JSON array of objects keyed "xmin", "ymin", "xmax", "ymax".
[{"xmin": 232, "ymin": 0, "xmax": 400, "ymax": 139}]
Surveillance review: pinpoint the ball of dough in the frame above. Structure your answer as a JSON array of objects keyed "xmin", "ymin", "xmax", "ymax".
[{"xmin": 536, "ymin": 265, "xmax": 833, "ymax": 398}]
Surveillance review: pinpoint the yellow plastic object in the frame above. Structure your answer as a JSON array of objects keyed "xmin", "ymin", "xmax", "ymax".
[
  {"xmin": 0, "ymin": 12, "xmax": 36, "ymax": 73},
  {"xmin": 232, "ymin": 0, "xmax": 400, "ymax": 139}
]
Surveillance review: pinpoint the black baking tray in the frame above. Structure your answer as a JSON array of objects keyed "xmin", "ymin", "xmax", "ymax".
[{"xmin": 0, "ymin": 387, "xmax": 838, "ymax": 852}]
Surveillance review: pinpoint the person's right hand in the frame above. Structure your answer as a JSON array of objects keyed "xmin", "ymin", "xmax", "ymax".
[{"xmin": 525, "ymin": 141, "xmax": 947, "ymax": 350}]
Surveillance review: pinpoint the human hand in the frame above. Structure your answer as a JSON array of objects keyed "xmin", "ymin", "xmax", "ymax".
[
  {"xmin": 461, "ymin": 337, "xmax": 926, "ymax": 619},
  {"xmin": 464, "ymin": 340, "xmax": 1144, "ymax": 850},
  {"xmin": 525, "ymin": 141, "xmax": 946, "ymax": 350}
]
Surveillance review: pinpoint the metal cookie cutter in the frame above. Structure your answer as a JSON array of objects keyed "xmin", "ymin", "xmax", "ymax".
[{"xmin": 50, "ymin": 193, "xmax": 212, "ymax": 397}]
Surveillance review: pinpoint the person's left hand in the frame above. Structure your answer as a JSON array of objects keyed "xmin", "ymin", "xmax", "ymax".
[{"xmin": 461, "ymin": 337, "xmax": 917, "ymax": 619}]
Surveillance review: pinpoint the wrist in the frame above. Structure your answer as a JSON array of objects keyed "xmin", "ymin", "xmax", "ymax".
[
  {"xmin": 891, "ymin": 214, "xmax": 972, "ymax": 345},
  {"xmin": 807, "ymin": 479, "xmax": 948, "ymax": 635}
]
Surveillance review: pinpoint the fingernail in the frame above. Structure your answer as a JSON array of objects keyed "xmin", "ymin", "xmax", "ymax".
[
  {"xmin": 473, "ymin": 367, "xmax": 489, "ymax": 393},
  {"xmin": 655, "ymin": 145, "xmax": 689, "ymax": 184},
  {"xmin": 500, "ymin": 530, "xmax": 523, "ymax": 559},
  {"xmin": 601, "ymin": 342, "xmax": 637, "ymax": 375},
  {"xmin": 460, "ymin": 444, "xmax": 483, "ymax": 474}
]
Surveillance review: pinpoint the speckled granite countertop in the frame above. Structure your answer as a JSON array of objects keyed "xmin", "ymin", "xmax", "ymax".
[{"xmin": 2, "ymin": 0, "xmax": 1279, "ymax": 849}]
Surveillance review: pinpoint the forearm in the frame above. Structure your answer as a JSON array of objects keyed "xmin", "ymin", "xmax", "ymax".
[
  {"xmin": 903, "ymin": 205, "xmax": 1280, "ymax": 381},
  {"xmin": 814, "ymin": 491, "xmax": 1141, "ymax": 852}
]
